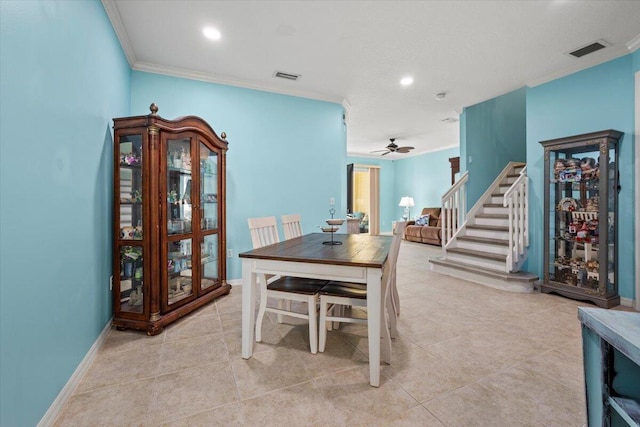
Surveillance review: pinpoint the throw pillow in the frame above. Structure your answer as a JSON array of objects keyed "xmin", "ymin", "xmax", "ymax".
[{"xmin": 415, "ymin": 214, "xmax": 430, "ymax": 226}]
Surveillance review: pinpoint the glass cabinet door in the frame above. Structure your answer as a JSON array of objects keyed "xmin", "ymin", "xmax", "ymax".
[
  {"xmin": 167, "ymin": 138, "xmax": 193, "ymax": 236},
  {"xmin": 199, "ymin": 141, "xmax": 220, "ymax": 292},
  {"xmin": 166, "ymin": 137, "xmax": 194, "ymax": 305},
  {"xmin": 548, "ymin": 146, "xmax": 609, "ymax": 296},
  {"xmin": 119, "ymin": 245, "xmax": 144, "ymax": 313},
  {"xmin": 200, "ymin": 234, "xmax": 218, "ymax": 290},
  {"xmin": 200, "ymin": 141, "xmax": 218, "ymax": 231},
  {"xmin": 605, "ymin": 145, "xmax": 616, "ymax": 294},
  {"xmin": 118, "ymin": 135, "xmax": 143, "ymax": 240},
  {"xmin": 117, "ymin": 134, "xmax": 145, "ymax": 314},
  {"xmin": 167, "ymin": 238, "xmax": 193, "ymax": 305}
]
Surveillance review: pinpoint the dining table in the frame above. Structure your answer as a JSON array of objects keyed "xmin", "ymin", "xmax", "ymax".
[{"xmin": 239, "ymin": 232, "xmax": 393, "ymax": 387}]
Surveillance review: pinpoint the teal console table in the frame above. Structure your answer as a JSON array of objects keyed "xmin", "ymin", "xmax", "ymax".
[{"xmin": 579, "ymin": 307, "xmax": 640, "ymax": 426}]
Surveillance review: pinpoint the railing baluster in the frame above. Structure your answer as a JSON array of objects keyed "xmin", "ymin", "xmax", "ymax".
[{"xmin": 503, "ymin": 165, "xmax": 528, "ymax": 272}]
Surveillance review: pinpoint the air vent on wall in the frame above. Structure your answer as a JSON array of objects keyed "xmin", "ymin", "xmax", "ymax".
[
  {"xmin": 274, "ymin": 71, "xmax": 301, "ymax": 81},
  {"xmin": 567, "ymin": 39, "xmax": 610, "ymax": 58}
]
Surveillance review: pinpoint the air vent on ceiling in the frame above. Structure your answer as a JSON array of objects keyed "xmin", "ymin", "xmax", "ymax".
[
  {"xmin": 274, "ymin": 71, "xmax": 301, "ymax": 81},
  {"xmin": 567, "ymin": 40, "xmax": 610, "ymax": 58},
  {"xmin": 442, "ymin": 117, "xmax": 459, "ymax": 124}
]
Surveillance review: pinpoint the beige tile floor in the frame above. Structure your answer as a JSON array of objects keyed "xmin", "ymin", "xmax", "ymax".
[{"xmin": 53, "ymin": 241, "xmax": 637, "ymax": 426}]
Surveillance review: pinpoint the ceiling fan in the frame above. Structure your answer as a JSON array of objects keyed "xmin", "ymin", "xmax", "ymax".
[{"xmin": 371, "ymin": 138, "xmax": 415, "ymax": 156}]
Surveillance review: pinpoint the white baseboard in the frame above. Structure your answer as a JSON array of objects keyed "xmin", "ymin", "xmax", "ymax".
[
  {"xmin": 227, "ymin": 278, "xmax": 242, "ymax": 286},
  {"xmin": 620, "ymin": 297, "xmax": 635, "ymax": 308},
  {"xmin": 38, "ymin": 320, "xmax": 112, "ymax": 427}
]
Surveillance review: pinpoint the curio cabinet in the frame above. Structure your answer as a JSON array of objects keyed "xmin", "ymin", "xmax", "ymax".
[
  {"xmin": 540, "ymin": 130, "xmax": 622, "ymax": 308},
  {"xmin": 113, "ymin": 104, "xmax": 230, "ymax": 334}
]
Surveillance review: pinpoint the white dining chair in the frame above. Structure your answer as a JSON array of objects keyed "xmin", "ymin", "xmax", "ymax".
[
  {"xmin": 318, "ymin": 221, "xmax": 406, "ymax": 353},
  {"xmin": 248, "ymin": 216, "xmax": 327, "ymax": 354},
  {"xmin": 281, "ymin": 214, "xmax": 303, "ymax": 240}
]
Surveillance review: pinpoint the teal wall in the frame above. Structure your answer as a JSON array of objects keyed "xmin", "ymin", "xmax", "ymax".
[
  {"xmin": 346, "ymin": 157, "xmax": 396, "ymax": 232},
  {"xmin": 461, "ymin": 87, "xmax": 527, "ymax": 207},
  {"xmin": 394, "ymin": 146, "xmax": 460, "ymax": 218},
  {"xmin": 526, "ymin": 55, "xmax": 636, "ymax": 299},
  {"xmin": 131, "ymin": 71, "xmax": 346, "ymax": 281},
  {"xmin": 0, "ymin": 1, "xmax": 130, "ymax": 426}
]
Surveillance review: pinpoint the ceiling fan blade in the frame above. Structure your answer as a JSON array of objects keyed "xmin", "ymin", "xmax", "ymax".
[
  {"xmin": 370, "ymin": 149, "xmax": 389, "ymax": 153},
  {"xmin": 396, "ymin": 146, "xmax": 414, "ymax": 153},
  {"xmin": 381, "ymin": 151, "xmax": 391, "ymax": 156}
]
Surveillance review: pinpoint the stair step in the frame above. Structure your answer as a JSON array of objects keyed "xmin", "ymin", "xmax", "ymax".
[
  {"xmin": 476, "ymin": 213, "xmax": 508, "ymax": 219},
  {"xmin": 466, "ymin": 224, "xmax": 509, "ymax": 232},
  {"xmin": 506, "ymin": 174, "xmax": 520, "ymax": 178},
  {"xmin": 447, "ymin": 247, "xmax": 506, "ymax": 262},
  {"xmin": 457, "ymin": 235, "xmax": 509, "ymax": 246},
  {"xmin": 483, "ymin": 203, "xmax": 505, "ymax": 208},
  {"xmin": 429, "ymin": 257, "xmax": 537, "ymax": 293}
]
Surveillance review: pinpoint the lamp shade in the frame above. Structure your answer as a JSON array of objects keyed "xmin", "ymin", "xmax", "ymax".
[{"xmin": 398, "ymin": 196, "xmax": 415, "ymax": 208}]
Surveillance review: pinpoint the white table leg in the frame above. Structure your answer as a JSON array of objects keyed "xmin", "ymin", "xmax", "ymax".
[
  {"xmin": 366, "ymin": 267, "xmax": 382, "ymax": 387},
  {"xmin": 241, "ymin": 259, "xmax": 256, "ymax": 359}
]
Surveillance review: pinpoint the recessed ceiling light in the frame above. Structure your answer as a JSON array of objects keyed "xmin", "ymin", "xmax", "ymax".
[
  {"xmin": 400, "ymin": 76, "xmax": 414, "ymax": 86},
  {"xmin": 203, "ymin": 27, "xmax": 221, "ymax": 41},
  {"xmin": 435, "ymin": 92, "xmax": 446, "ymax": 100}
]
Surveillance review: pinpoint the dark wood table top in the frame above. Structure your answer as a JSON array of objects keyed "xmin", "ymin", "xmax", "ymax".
[{"xmin": 239, "ymin": 233, "xmax": 393, "ymax": 268}]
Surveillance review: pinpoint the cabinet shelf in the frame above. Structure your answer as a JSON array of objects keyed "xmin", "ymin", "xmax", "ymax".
[
  {"xmin": 167, "ymin": 166, "xmax": 192, "ymax": 174},
  {"xmin": 609, "ymin": 396, "xmax": 640, "ymax": 426},
  {"xmin": 120, "ymin": 162, "xmax": 141, "ymax": 169}
]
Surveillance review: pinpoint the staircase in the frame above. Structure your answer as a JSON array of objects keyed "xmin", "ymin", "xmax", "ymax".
[{"xmin": 429, "ymin": 162, "xmax": 538, "ymax": 293}]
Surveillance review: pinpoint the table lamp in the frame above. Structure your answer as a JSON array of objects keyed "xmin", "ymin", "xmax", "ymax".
[{"xmin": 399, "ymin": 196, "xmax": 415, "ymax": 220}]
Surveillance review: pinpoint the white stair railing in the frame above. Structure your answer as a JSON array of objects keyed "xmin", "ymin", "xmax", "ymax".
[
  {"xmin": 441, "ymin": 171, "xmax": 469, "ymax": 256},
  {"xmin": 503, "ymin": 165, "xmax": 528, "ymax": 272}
]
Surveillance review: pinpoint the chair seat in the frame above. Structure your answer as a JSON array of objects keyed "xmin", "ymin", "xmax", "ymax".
[
  {"xmin": 319, "ymin": 281, "xmax": 367, "ymax": 299},
  {"xmin": 267, "ymin": 276, "xmax": 328, "ymax": 295}
]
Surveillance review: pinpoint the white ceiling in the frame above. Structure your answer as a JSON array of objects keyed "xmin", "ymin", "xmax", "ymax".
[{"xmin": 103, "ymin": 0, "xmax": 640, "ymax": 159}]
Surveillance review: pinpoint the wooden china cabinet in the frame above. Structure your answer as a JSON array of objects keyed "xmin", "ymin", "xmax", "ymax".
[{"xmin": 112, "ymin": 104, "xmax": 230, "ymax": 335}]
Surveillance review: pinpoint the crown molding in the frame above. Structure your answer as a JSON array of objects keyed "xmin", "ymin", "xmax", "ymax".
[
  {"xmin": 132, "ymin": 62, "xmax": 344, "ymax": 105},
  {"xmin": 101, "ymin": 0, "xmax": 345, "ymax": 106},
  {"xmin": 101, "ymin": 0, "xmax": 136, "ymax": 66},
  {"xmin": 627, "ymin": 34, "xmax": 640, "ymax": 52},
  {"xmin": 341, "ymin": 99, "xmax": 352, "ymax": 124},
  {"xmin": 526, "ymin": 48, "xmax": 632, "ymax": 88}
]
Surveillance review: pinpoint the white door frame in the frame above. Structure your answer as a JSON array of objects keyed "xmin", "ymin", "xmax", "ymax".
[
  {"xmin": 353, "ymin": 164, "xmax": 381, "ymax": 234},
  {"xmin": 635, "ymin": 70, "xmax": 639, "ymax": 310}
]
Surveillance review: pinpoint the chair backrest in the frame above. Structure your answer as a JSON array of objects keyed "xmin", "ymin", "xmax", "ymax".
[
  {"xmin": 383, "ymin": 221, "xmax": 407, "ymax": 286},
  {"xmin": 247, "ymin": 216, "xmax": 280, "ymax": 249},
  {"xmin": 281, "ymin": 214, "xmax": 303, "ymax": 240}
]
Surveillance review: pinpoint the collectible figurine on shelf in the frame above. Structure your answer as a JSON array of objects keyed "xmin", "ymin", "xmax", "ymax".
[
  {"xmin": 579, "ymin": 157, "xmax": 598, "ymax": 181},
  {"xmin": 557, "ymin": 158, "xmax": 582, "ymax": 182},
  {"xmin": 585, "ymin": 196, "xmax": 599, "ymax": 212},
  {"xmin": 553, "ymin": 159, "xmax": 567, "ymax": 180},
  {"xmin": 587, "ymin": 258, "xmax": 599, "ymax": 272},
  {"xmin": 576, "ymin": 222, "xmax": 589, "ymax": 242}
]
